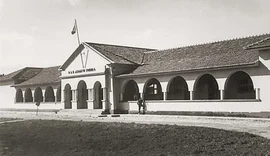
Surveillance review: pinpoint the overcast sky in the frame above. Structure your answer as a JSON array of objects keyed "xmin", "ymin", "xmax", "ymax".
[{"xmin": 0, "ymin": 0, "xmax": 270, "ymax": 74}]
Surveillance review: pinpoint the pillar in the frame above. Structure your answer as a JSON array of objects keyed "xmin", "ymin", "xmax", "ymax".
[
  {"xmin": 220, "ymin": 89, "xmax": 224, "ymax": 100},
  {"xmin": 189, "ymin": 90, "xmax": 193, "ymax": 100},
  {"xmin": 140, "ymin": 92, "xmax": 144, "ymax": 99},
  {"xmin": 54, "ymin": 89, "xmax": 57, "ymax": 103},
  {"xmin": 71, "ymin": 90, "xmax": 77, "ymax": 109},
  {"xmin": 163, "ymin": 92, "xmax": 167, "ymax": 101},
  {"xmin": 102, "ymin": 87, "xmax": 107, "ymax": 109},
  {"xmin": 43, "ymin": 89, "xmax": 46, "ymax": 102},
  {"xmin": 31, "ymin": 90, "xmax": 35, "ymax": 103},
  {"xmin": 255, "ymin": 88, "xmax": 260, "ymax": 100}
]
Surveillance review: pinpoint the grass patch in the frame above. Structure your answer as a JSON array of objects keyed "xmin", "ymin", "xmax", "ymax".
[{"xmin": 0, "ymin": 120, "xmax": 269, "ymax": 156}]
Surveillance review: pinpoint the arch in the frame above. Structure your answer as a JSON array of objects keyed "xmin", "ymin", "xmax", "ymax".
[
  {"xmin": 77, "ymin": 80, "xmax": 88, "ymax": 109},
  {"xmin": 15, "ymin": 89, "xmax": 23, "ymax": 103},
  {"xmin": 34, "ymin": 87, "xmax": 43, "ymax": 102},
  {"xmin": 194, "ymin": 74, "xmax": 220, "ymax": 100},
  {"xmin": 56, "ymin": 86, "xmax": 61, "ymax": 102},
  {"xmin": 64, "ymin": 84, "xmax": 72, "ymax": 109},
  {"xmin": 224, "ymin": 71, "xmax": 255, "ymax": 99},
  {"xmin": 25, "ymin": 88, "xmax": 33, "ymax": 102},
  {"xmin": 143, "ymin": 78, "xmax": 163, "ymax": 100},
  {"xmin": 167, "ymin": 76, "xmax": 190, "ymax": 100},
  {"xmin": 93, "ymin": 81, "xmax": 103, "ymax": 109},
  {"xmin": 123, "ymin": 80, "xmax": 140, "ymax": 102},
  {"xmin": 45, "ymin": 86, "xmax": 55, "ymax": 102}
]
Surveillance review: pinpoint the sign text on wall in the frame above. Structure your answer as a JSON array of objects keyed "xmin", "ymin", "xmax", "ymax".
[{"xmin": 68, "ymin": 68, "xmax": 96, "ymax": 74}]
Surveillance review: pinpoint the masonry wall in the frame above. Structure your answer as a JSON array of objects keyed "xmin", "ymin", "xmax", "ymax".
[{"xmin": 0, "ymin": 81, "xmax": 15, "ymax": 108}]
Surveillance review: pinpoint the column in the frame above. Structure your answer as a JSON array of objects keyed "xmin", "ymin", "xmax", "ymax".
[
  {"xmin": 189, "ymin": 90, "xmax": 193, "ymax": 100},
  {"xmin": 220, "ymin": 89, "xmax": 224, "ymax": 100},
  {"xmin": 43, "ymin": 89, "xmax": 45, "ymax": 102},
  {"xmin": 87, "ymin": 89, "xmax": 93, "ymax": 109},
  {"xmin": 102, "ymin": 87, "xmax": 107, "ymax": 109},
  {"xmin": 22, "ymin": 90, "xmax": 26, "ymax": 103},
  {"xmin": 72, "ymin": 90, "xmax": 77, "ymax": 109},
  {"xmin": 255, "ymin": 88, "xmax": 260, "ymax": 100},
  {"xmin": 140, "ymin": 93, "xmax": 144, "ymax": 99},
  {"xmin": 163, "ymin": 92, "xmax": 167, "ymax": 101},
  {"xmin": 32, "ymin": 90, "xmax": 35, "ymax": 103},
  {"xmin": 54, "ymin": 89, "xmax": 57, "ymax": 103}
]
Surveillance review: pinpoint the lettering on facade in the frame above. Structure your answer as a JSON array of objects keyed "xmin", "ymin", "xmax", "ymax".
[{"xmin": 68, "ymin": 68, "xmax": 96, "ymax": 74}]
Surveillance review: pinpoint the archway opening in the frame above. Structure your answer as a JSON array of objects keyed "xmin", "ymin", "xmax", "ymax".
[
  {"xmin": 64, "ymin": 84, "xmax": 72, "ymax": 109},
  {"xmin": 167, "ymin": 76, "xmax": 190, "ymax": 100},
  {"xmin": 45, "ymin": 86, "xmax": 55, "ymax": 102},
  {"xmin": 123, "ymin": 80, "xmax": 140, "ymax": 102},
  {"xmin": 34, "ymin": 87, "xmax": 43, "ymax": 102},
  {"xmin": 77, "ymin": 80, "xmax": 88, "ymax": 109},
  {"xmin": 144, "ymin": 78, "xmax": 163, "ymax": 100},
  {"xmin": 25, "ymin": 88, "xmax": 33, "ymax": 102},
  {"xmin": 16, "ymin": 89, "xmax": 23, "ymax": 103},
  {"xmin": 225, "ymin": 71, "xmax": 255, "ymax": 99},
  {"xmin": 93, "ymin": 81, "xmax": 103, "ymax": 109},
  {"xmin": 56, "ymin": 86, "xmax": 61, "ymax": 102},
  {"xmin": 194, "ymin": 74, "xmax": 220, "ymax": 100}
]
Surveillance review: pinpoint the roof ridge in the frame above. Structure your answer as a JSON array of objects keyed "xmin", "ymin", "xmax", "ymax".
[
  {"xmin": 86, "ymin": 42, "xmax": 155, "ymax": 51},
  {"xmin": 146, "ymin": 33, "xmax": 270, "ymax": 54}
]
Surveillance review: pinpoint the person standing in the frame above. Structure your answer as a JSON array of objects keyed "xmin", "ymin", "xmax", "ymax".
[{"xmin": 137, "ymin": 97, "xmax": 143, "ymax": 114}]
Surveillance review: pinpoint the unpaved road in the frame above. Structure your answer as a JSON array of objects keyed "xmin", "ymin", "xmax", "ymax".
[{"xmin": 1, "ymin": 111, "xmax": 270, "ymax": 139}]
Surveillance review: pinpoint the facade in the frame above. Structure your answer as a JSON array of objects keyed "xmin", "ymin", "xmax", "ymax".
[{"xmin": 1, "ymin": 34, "xmax": 270, "ymax": 114}]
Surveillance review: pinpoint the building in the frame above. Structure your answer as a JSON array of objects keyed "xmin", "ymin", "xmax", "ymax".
[{"xmin": 1, "ymin": 33, "xmax": 270, "ymax": 115}]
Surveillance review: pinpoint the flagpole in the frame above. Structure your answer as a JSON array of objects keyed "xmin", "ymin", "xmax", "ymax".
[{"xmin": 75, "ymin": 19, "xmax": 80, "ymax": 45}]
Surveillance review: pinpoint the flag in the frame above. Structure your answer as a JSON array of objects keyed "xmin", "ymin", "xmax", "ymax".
[{"xmin": 71, "ymin": 21, "xmax": 77, "ymax": 35}]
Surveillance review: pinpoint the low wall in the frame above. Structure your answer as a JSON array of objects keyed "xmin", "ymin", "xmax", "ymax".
[{"xmin": 121, "ymin": 100, "xmax": 269, "ymax": 113}]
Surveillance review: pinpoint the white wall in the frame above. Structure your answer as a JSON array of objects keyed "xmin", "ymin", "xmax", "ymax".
[{"xmin": 0, "ymin": 81, "xmax": 15, "ymax": 108}]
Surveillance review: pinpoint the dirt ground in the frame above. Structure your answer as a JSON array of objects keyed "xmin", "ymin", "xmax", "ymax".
[
  {"xmin": 0, "ymin": 111, "xmax": 270, "ymax": 139},
  {"xmin": 0, "ymin": 120, "xmax": 270, "ymax": 156}
]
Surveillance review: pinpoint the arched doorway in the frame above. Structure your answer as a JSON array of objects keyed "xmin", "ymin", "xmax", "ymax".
[
  {"xmin": 45, "ymin": 86, "xmax": 55, "ymax": 102},
  {"xmin": 64, "ymin": 84, "xmax": 72, "ymax": 109},
  {"xmin": 56, "ymin": 86, "xmax": 61, "ymax": 102},
  {"xmin": 123, "ymin": 80, "xmax": 140, "ymax": 102},
  {"xmin": 167, "ymin": 76, "xmax": 190, "ymax": 100},
  {"xmin": 16, "ymin": 89, "xmax": 23, "ymax": 103},
  {"xmin": 93, "ymin": 81, "xmax": 103, "ymax": 109},
  {"xmin": 143, "ymin": 78, "xmax": 163, "ymax": 100},
  {"xmin": 25, "ymin": 88, "xmax": 33, "ymax": 102},
  {"xmin": 225, "ymin": 71, "xmax": 255, "ymax": 99},
  {"xmin": 77, "ymin": 80, "xmax": 88, "ymax": 109},
  {"xmin": 194, "ymin": 74, "xmax": 220, "ymax": 100},
  {"xmin": 34, "ymin": 87, "xmax": 43, "ymax": 102}
]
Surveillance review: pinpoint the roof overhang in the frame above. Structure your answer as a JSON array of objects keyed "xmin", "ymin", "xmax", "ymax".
[{"xmin": 116, "ymin": 61, "xmax": 259, "ymax": 78}]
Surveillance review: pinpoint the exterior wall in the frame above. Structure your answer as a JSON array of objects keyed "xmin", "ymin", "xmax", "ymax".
[
  {"xmin": 117, "ymin": 58, "xmax": 270, "ymax": 113},
  {"xmin": 61, "ymin": 44, "xmax": 112, "ymax": 111},
  {"xmin": 0, "ymin": 80, "xmax": 16, "ymax": 108}
]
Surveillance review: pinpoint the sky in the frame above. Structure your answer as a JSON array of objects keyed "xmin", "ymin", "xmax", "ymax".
[{"xmin": 0, "ymin": 0, "xmax": 270, "ymax": 74}]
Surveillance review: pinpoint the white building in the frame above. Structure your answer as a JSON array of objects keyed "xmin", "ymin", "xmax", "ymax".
[{"xmin": 1, "ymin": 33, "xmax": 270, "ymax": 116}]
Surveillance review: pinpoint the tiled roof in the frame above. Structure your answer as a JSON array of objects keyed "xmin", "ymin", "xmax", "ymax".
[
  {"xmin": 85, "ymin": 42, "xmax": 155, "ymax": 65},
  {"xmin": 13, "ymin": 66, "xmax": 61, "ymax": 87},
  {"xmin": 0, "ymin": 67, "xmax": 42, "ymax": 83},
  {"xmin": 119, "ymin": 33, "xmax": 270, "ymax": 77},
  {"xmin": 244, "ymin": 37, "xmax": 270, "ymax": 50}
]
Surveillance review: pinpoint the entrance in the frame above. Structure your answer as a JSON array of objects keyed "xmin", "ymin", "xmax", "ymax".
[
  {"xmin": 93, "ymin": 81, "xmax": 103, "ymax": 109},
  {"xmin": 77, "ymin": 80, "xmax": 88, "ymax": 109},
  {"xmin": 64, "ymin": 84, "xmax": 72, "ymax": 109}
]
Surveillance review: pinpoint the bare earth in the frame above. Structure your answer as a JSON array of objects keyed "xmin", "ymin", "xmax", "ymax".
[{"xmin": 0, "ymin": 111, "xmax": 270, "ymax": 139}]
